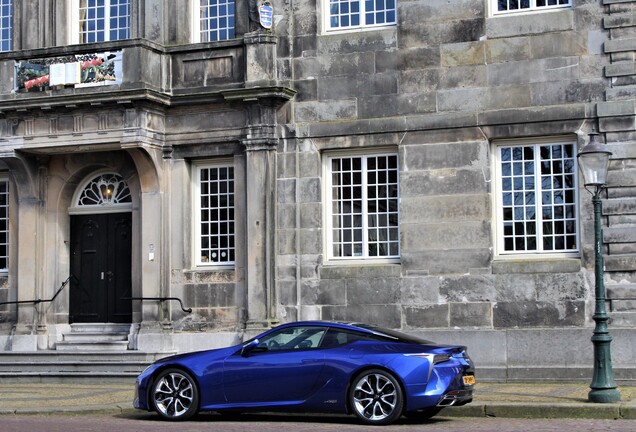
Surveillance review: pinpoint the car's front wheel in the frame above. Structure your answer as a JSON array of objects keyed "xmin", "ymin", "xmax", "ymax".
[
  {"xmin": 151, "ymin": 368, "xmax": 199, "ymax": 421},
  {"xmin": 349, "ymin": 369, "xmax": 404, "ymax": 425}
]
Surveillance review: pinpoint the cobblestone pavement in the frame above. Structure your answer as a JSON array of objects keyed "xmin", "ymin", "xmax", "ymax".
[
  {"xmin": 0, "ymin": 414, "xmax": 635, "ymax": 432},
  {"xmin": 0, "ymin": 381, "xmax": 635, "ymax": 421},
  {"xmin": 0, "ymin": 382, "xmax": 133, "ymax": 413},
  {"xmin": 476, "ymin": 382, "xmax": 635, "ymax": 403}
]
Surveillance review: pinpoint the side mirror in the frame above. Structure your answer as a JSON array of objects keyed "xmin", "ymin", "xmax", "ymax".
[{"xmin": 240, "ymin": 339, "xmax": 260, "ymax": 357}]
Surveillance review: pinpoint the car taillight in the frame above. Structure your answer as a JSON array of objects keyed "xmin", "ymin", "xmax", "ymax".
[{"xmin": 404, "ymin": 353, "xmax": 452, "ymax": 364}]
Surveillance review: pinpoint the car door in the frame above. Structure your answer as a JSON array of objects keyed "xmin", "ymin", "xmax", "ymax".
[{"xmin": 222, "ymin": 326, "xmax": 327, "ymax": 404}]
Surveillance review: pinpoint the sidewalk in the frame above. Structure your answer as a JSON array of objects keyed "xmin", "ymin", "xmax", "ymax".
[
  {"xmin": 0, "ymin": 381, "xmax": 635, "ymax": 419},
  {"xmin": 452, "ymin": 382, "xmax": 636, "ymax": 420}
]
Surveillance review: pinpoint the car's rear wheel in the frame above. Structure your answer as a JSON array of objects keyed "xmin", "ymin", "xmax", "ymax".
[
  {"xmin": 349, "ymin": 369, "xmax": 404, "ymax": 425},
  {"xmin": 151, "ymin": 368, "xmax": 199, "ymax": 421}
]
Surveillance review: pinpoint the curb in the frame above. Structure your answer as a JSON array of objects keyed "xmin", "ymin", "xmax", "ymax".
[
  {"xmin": 2, "ymin": 403, "xmax": 636, "ymax": 420},
  {"xmin": 443, "ymin": 402, "xmax": 636, "ymax": 420},
  {"xmin": 0, "ymin": 405, "xmax": 136, "ymax": 416}
]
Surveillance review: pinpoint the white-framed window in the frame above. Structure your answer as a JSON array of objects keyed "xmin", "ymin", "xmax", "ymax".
[
  {"xmin": 0, "ymin": 0, "xmax": 12, "ymax": 52},
  {"xmin": 493, "ymin": 0, "xmax": 571, "ymax": 15},
  {"xmin": 324, "ymin": 0, "xmax": 397, "ymax": 33},
  {"xmin": 324, "ymin": 151, "xmax": 400, "ymax": 262},
  {"xmin": 194, "ymin": 161, "xmax": 235, "ymax": 267},
  {"xmin": 193, "ymin": 0, "xmax": 235, "ymax": 43},
  {"xmin": 0, "ymin": 176, "xmax": 8, "ymax": 271},
  {"xmin": 494, "ymin": 138, "xmax": 579, "ymax": 256},
  {"xmin": 71, "ymin": 0, "xmax": 130, "ymax": 44}
]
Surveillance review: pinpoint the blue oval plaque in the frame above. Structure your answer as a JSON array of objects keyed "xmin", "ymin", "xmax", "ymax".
[{"xmin": 259, "ymin": 1, "xmax": 273, "ymax": 29}]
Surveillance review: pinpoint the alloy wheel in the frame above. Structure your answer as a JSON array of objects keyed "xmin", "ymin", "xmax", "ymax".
[
  {"xmin": 152, "ymin": 369, "xmax": 199, "ymax": 420},
  {"xmin": 350, "ymin": 370, "xmax": 403, "ymax": 425}
]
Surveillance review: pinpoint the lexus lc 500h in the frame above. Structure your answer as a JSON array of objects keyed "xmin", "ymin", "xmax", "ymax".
[{"xmin": 134, "ymin": 321, "xmax": 475, "ymax": 425}]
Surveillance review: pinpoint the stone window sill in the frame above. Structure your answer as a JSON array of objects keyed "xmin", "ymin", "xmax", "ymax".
[
  {"xmin": 486, "ymin": 9, "xmax": 574, "ymax": 39},
  {"xmin": 492, "ymin": 257, "xmax": 581, "ymax": 274}
]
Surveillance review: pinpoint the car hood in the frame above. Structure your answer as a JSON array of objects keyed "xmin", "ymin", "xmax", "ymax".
[{"xmin": 155, "ymin": 344, "xmax": 239, "ymax": 365}]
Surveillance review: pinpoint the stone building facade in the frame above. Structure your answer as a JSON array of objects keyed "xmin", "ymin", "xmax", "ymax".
[{"xmin": 0, "ymin": 0, "xmax": 634, "ymax": 381}]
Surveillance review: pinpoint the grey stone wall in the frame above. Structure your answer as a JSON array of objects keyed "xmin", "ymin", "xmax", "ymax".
[
  {"xmin": 274, "ymin": 0, "xmax": 630, "ymax": 333},
  {"xmin": 0, "ymin": 0, "xmax": 634, "ymax": 376}
]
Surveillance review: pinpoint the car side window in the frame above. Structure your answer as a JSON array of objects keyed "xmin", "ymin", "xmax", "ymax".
[
  {"xmin": 319, "ymin": 329, "xmax": 371, "ymax": 348},
  {"xmin": 258, "ymin": 326, "xmax": 327, "ymax": 351}
]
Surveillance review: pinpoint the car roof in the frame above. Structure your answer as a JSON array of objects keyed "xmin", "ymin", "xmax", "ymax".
[{"xmin": 273, "ymin": 320, "xmax": 436, "ymax": 344}]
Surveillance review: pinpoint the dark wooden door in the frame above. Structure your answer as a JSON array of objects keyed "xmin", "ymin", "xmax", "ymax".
[{"xmin": 70, "ymin": 213, "xmax": 132, "ymax": 323}]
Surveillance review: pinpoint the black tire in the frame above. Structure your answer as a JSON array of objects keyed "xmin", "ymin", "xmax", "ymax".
[
  {"xmin": 349, "ymin": 369, "xmax": 404, "ymax": 425},
  {"xmin": 151, "ymin": 368, "xmax": 199, "ymax": 421},
  {"xmin": 404, "ymin": 407, "xmax": 442, "ymax": 421}
]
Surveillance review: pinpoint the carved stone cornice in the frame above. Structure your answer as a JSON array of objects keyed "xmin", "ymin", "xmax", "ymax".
[
  {"xmin": 241, "ymin": 136, "xmax": 278, "ymax": 152},
  {"xmin": 222, "ymin": 86, "xmax": 296, "ymax": 107}
]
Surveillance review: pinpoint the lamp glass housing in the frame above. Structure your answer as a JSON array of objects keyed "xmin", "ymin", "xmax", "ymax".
[
  {"xmin": 578, "ymin": 151, "xmax": 611, "ymax": 186},
  {"xmin": 577, "ymin": 135, "xmax": 612, "ymax": 187}
]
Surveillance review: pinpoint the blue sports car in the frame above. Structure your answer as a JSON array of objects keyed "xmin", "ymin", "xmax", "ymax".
[{"xmin": 133, "ymin": 321, "xmax": 475, "ymax": 425}]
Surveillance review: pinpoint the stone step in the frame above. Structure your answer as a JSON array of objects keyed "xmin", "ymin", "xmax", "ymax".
[
  {"xmin": 605, "ymin": 254, "xmax": 636, "ymax": 272},
  {"xmin": 0, "ymin": 360, "xmax": 148, "ymax": 373},
  {"xmin": 0, "ymin": 371, "xmax": 137, "ymax": 384},
  {"xmin": 0, "ymin": 351, "xmax": 173, "ymax": 383},
  {"xmin": 58, "ymin": 323, "xmax": 132, "ymax": 351},
  {"xmin": 68, "ymin": 323, "xmax": 131, "ymax": 333},
  {"xmin": 0, "ymin": 351, "xmax": 170, "ymax": 363},
  {"xmin": 56, "ymin": 340, "xmax": 130, "ymax": 352},
  {"xmin": 62, "ymin": 332, "xmax": 129, "ymax": 343}
]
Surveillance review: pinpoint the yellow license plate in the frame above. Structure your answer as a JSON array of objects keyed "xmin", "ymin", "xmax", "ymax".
[{"xmin": 463, "ymin": 375, "xmax": 476, "ymax": 385}]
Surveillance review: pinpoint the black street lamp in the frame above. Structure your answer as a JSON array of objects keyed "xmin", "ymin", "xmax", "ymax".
[{"xmin": 577, "ymin": 133, "xmax": 621, "ymax": 404}]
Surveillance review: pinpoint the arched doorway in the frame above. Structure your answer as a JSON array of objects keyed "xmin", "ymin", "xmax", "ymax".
[{"xmin": 68, "ymin": 172, "xmax": 133, "ymax": 323}]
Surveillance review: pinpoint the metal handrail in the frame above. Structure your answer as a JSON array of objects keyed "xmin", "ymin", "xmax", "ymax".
[
  {"xmin": 0, "ymin": 275, "xmax": 77, "ymax": 307},
  {"xmin": 0, "ymin": 276, "xmax": 192, "ymax": 314},
  {"xmin": 126, "ymin": 297, "xmax": 192, "ymax": 314}
]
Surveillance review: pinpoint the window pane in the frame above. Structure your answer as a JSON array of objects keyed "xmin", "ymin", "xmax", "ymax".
[
  {"xmin": 200, "ymin": 0, "xmax": 235, "ymax": 41},
  {"xmin": 198, "ymin": 165, "xmax": 235, "ymax": 264},
  {"xmin": 494, "ymin": 0, "xmax": 571, "ymax": 14},
  {"xmin": 79, "ymin": 0, "xmax": 130, "ymax": 43},
  {"xmin": 329, "ymin": 154, "xmax": 399, "ymax": 259},
  {"xmin": 538, "ymin": 143, "xmax": 577, "ymax": 253},
  {"xmin": 498, "ymin": 142, "xmax": 578, "ymax": 254},
  {"xmin": 0, "ymin": 178, "xmax": 8, "ymax": 270},
  {"xmin": 109, "ymin": 0, "xmax": 130, "ymax": 40},
  {"xmin": 328, "ymin": 0, "xmax": 395, "ymax": 30},
  {"xmin": 0, "ymin": 0, "xmax": 12, "ymax": 52}
]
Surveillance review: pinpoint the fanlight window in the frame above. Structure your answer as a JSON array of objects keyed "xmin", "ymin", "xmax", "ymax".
[{"xmin": 77, "ymin": 173, "xmax": 131, "ymax": 206}]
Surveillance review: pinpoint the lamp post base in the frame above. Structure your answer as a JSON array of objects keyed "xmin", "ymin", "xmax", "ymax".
[{"xmin": 588, "ymin": 388, "xmax": 621, "ymax": 403}]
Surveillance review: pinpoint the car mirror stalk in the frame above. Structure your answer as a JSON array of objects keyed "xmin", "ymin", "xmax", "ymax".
[{"xmin": 240, "ymin": 339, "xmax": 260, "ymax": 357}]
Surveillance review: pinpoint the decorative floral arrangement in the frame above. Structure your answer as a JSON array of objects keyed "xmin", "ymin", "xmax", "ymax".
[{"xmin": 15, "ymin": 53, "xmax": 118, "ymax": 92}]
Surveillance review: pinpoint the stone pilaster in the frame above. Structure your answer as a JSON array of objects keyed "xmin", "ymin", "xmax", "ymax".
[
  {"xmin": 223, "ymin": 32, "xmax": 296, "ymax": 334},
  {"xmin": 595, "ymin": 0, "xmax": 636, "ymax": 325}
]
